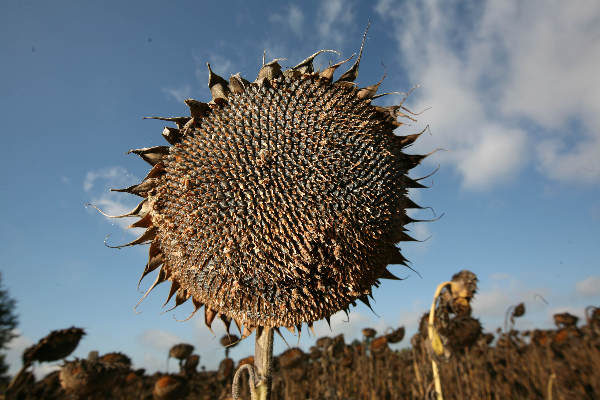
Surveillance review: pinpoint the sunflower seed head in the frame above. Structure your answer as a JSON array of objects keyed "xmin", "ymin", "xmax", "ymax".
[{"xmin": 108, "ymin": 37, "xmax": 430, "ymax": 336}]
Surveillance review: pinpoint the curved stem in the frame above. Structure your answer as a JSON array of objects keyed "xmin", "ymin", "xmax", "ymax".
[
  {"xmin": 428, "ymin": 281, "xmax": 452, "ymax": 400},
  {"xmin": 232, "ymin": 364, "xmax": 258, "ymax": 400},
  {"xmin": 232, "ymin": 327, "xmax": 274, "ymax": 400}
]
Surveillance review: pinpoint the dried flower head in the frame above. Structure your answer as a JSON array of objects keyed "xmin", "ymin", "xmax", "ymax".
[
  {"xmin": 153, "ymin": 375, "xmax": 188, "ymax": 400},
  {"xmin": 443, "ymin": 270, "xmax": 478, "ymax": 316},
  {"xmin": 168, "ymin": 343, "xmax": 194, "ymax": 361},
  {"xmin": 362, "ymin": 327, "xmax": 377, "ymax": 338},
  {"xmin": 23, "ymin": 327, "xmax": 85, "ymax": 366},
  {"xmin": 103, "ymin": 31, "xmax": 429, "ymax": 335},
  {"xmin": 59, "ymin": 358, "xmax": 125, "ymax": 397},
  {"xmin": 220, "ymin": 334, "xmax": 240, "ymax": 348},
  {"xmin": 386, "ymin": 326, "xmax": 405, "ymax": 343},
  {"xmin": 553, "ymin": 312, "xmax": 579, "ymax": 329},
  {"xmin": 278, "ymin": 348, "xmax": 306, "ymax": 369},
  {"xmin": 512, "ymin": 302, "xmax": 526, "ymax": 318}
]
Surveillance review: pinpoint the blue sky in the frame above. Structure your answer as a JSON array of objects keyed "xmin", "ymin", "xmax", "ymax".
[{"xmin": 2, "ymin": 0, "xmax": 599, "ymax": 377}]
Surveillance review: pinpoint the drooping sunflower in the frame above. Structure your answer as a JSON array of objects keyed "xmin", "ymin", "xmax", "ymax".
[{"xmin": 102, "ymin": 33, "xmax": 429, "ymax": 337}]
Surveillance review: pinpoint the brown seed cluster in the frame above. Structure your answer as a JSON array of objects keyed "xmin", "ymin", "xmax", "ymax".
[{"xmin": 105, "ymin": 35, "xmax": 428, "ymax": 336}]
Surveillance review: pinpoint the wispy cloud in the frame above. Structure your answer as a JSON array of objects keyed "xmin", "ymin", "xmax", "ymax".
[
  {"xmin": 376, "ymin": 0, "xmax": 600, "ymax": 188},
  {"xmin": 199, "ymin": 54, "xmax": 234, "ymax": 80},
  {"xmin": 84, "ymin": 166, "xmax": 135, "ymax": 193},
  {"xmin": 162, "ymin": 84, "xmax": 192, "ymax": 102},
  {"xmin": 84, "ymin": 166, "xmax": 142, "ymax": 235},
  {"xmin": 468, "ymin": 274, "xmax": 559, "ymax": 331},
  {"xmin": 317, "ymin": 0, "xmax": 355, "ymax": 48},
  {"xmin": 472, "ymin": 278, "xmax": 551, "ymax": 320},
  {"xmin": 575, "ymin": 276, "xmax": 600, "ymax": 297},
  {"xmin": 137, "ymin": 329, "xmax": 185, "ymax": 373},
  {"xmin": 139, "ymin": 329, "xmax": 182, "ymax": 351},
  {"xmin": 269, "ymin": 5, "xmax": 304, "ymax": 36}
]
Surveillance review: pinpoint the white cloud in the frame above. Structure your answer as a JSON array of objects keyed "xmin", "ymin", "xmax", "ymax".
[
  {"xmin": 138, "ymin": 329, "xmax": 182, "ymax": 351},
  {"xmin": 206, "ymin": 54, "xmax": 234, "ymax": 79},
  {"xmin": 136, "ymin": 330, "xmax": 187, "ymax": 374},
  {"xmin": 84, "ymin": 166, "xmax": 143, "ymax": 235},
  {"xmin": 471, "ymin": 276, "xmax": 551, "ymax": 320},
  {"xmin": 317, "ymin": 0, "xmax": 355, "ymax": 48},
  {"xmin": 141, "ymin": 353, "xmax": 170, "ymax": 374},
  {"xmin": 376, "ymin": 0, "xmax": 600, "ymax": 188},
  {"xmin": 536, "ymin": 138, "xmax": 600, "ymax": 183},
  {"xmin": 471, "ymin": 283, "xmax": 554, "ymax": 332},
  {"xmin": 396, "ymin": 307, "xmax": 425, "ymax": 336},
  {"xmin": 269, "ymin": 5, "xmax": 304, "ymax": 36},
  {"xmin": 162, "ymin": 84, "xmax": 192, "ymax": 103},
  {"xmin": 5, "ymin": 331, "xmax": 33, "ymax": 375},
  {"xmin": 33, "ymin": 363, "xmax": 61, "ymax": 380},
  {"xmin": 457, "ymin": 126, "xmax": 527, "ymax": 189},
  {"xmin": 575, "ymin": 276, "xmax": 600, "ymax": 297},
  {"xmin": 83, "ymin": 166, "xmax": 135, "ymax": 193}
]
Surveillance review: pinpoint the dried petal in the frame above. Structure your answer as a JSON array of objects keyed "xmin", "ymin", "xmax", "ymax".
[
  {"xmin": 337, "ymin": 23, "xmax": 369, "ymax": 83},
  {"xmin": 291, "ymin": 49, "xmax": 339, "ymax": 74},
  {"xmin": 162, "ymin": 127, "xmax": 182, "ymax": 145},
  {"xmin": 206, "ymin": 63, "xmax": 230, "ymax": 102},
  {"xmin": 127, "ymin": 146, "xmax": 170, "ymax": 166},
  {"xmin": 229, "ymin": 73, "xmax": 251, "ymax": 94},
  {"xmin": 184, "ymin": 99, "xmax": 210, "ymax": 120}
]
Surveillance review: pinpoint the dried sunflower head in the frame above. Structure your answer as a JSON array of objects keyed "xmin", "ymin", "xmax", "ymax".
[
  {"xmin": 104, "ymin": 32, "xmax": 430, "ymax": 336},
  {"xmin": 23, "ymin": 327, "xmax": 86, "ymax": 366},
  {"xmin": 168, "ymin": 343, "xmax": 194, "ymax": 362}
]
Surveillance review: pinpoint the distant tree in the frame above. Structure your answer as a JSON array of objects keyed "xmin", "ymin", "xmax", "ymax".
[{"xmin": 0, "ymin": 272, "xmax": 18, "ymax": 387}]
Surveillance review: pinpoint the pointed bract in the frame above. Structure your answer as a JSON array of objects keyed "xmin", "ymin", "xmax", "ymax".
[
  {"xmin": 320, "ymin": 54, "xmax": 354, "ymax": 82},
  {"xmin": 229, "ymin": 73, "xmax": 251, "ymax": 94},
  {"xmin": 162, "ymin": 127, "xmax": 182, "ymax": 145},
  {"xmin": 337, "ymin": 23, "xmax": 370, "ymax": 83},
  {"xmin": 256, "ymin": 58, "xmax": 285, "ymax": 83},
  {"xmin": 110, "ymin": 178, "xmax": 160, "ymax": 198},
  {"xmin": 204, "ymin": 308, "xmax": 217, "ymax": 330},
  {"xmin": 144, "ymin": 116, "xmax": 191, "ymax": 129},
  {"xmin": 127, "ymin": 146, "xmax": 170, "ymax": 166},
  {"xmin": 380, "ymin": 269, "xmax": 402, "ymax": 280},
  {"xmin": 134, "ymin": 268, "xmax": 167, "ymax": 311},
  {"xmin": 129, "ymin": 213, "xmax": 152, "ymax": 229},
  {"xmin": 184, "ymin": 99, "xmax": 210, "ymax": 121},
  {"xmin": 357, "ymin": 74, "xmax": 386, "ymax": 100},
  {"xmin": 292, "ymin": 50, "xmax": 339, "ymax": 74},
  {"xmin": 207, "ymin": 63, "xmax": 230, "ymax": 102},
  {"xmin": 105, "ymin": 227, "xmax": 157, "ymax": 249},
  {"xmin": 163, "ymin": 280, "xmax": 180, "ymax": 307},
  {"xmin": 87, "ymin": 199, "xmax": 150, "ymax": 219}
]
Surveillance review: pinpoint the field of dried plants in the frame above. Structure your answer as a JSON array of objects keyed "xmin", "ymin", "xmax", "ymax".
[{"xmin": 4, "ymin": 271, "xmax": 599, "ymax": 400}]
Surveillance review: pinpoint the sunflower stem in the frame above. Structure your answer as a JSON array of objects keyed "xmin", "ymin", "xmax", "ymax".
[
  {"xmin": 254, "ymin": 327, "xmax": 274, "ymax": 400},
  {"xmin": 428, "ymin": 281, "xmax": 452, "ymax": 400}
]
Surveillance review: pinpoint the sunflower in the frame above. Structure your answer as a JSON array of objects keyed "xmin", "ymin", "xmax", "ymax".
[{"xmin": 101, "ymin": 32, "xmax": 429, "ymax": 337}]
